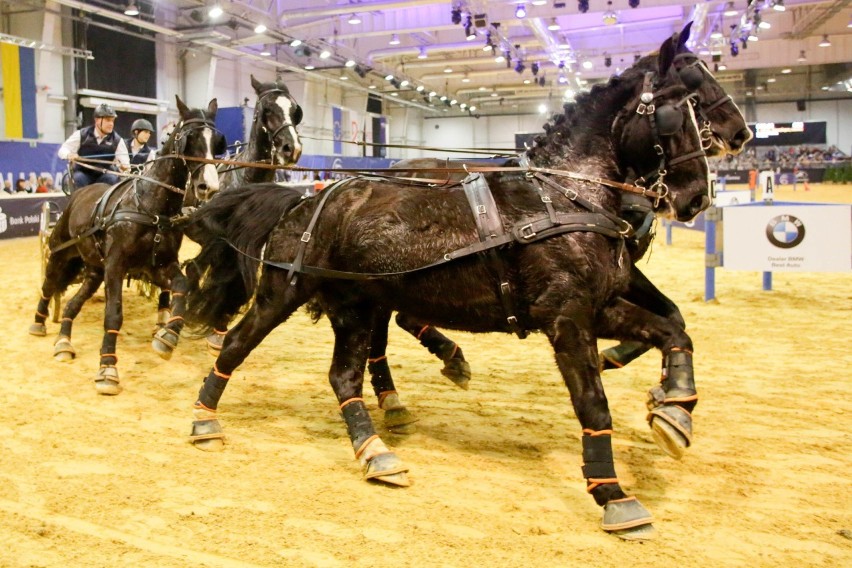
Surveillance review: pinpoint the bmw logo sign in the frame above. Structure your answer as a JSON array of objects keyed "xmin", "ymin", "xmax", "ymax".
[{"xmin": 766, "ymin": 214, "xmax": 805, "ymax": 249}]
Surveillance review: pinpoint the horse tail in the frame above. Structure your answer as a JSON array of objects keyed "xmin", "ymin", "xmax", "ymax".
[{"xmin": 184, "ymin": 183, "xmax": 305, "ymax": 331}]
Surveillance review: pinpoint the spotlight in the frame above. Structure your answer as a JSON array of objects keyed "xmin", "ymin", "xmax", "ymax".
[
  {"xmin": 515, "ymin": 5, "xmax": 526, "ymax": 18},
  {"xmin": 391, "ymin": 78, "xmax": 401, "ymax": 89},
  {"xmin": 538, "ymin": 76, "xmax": 546, "ymax": 87},
  {"xmin": 354, "ymin": 65, "xmax": 368, "ymax": 78},
  {"xmin": 604, "ymin": 55, "xmax": 612, "ymax": 68},
  {"xmin": 602, "ymin": 2, "xmax": 618, "ymax": 25},
  {"xmin": 514, "ymin": 60, "xmax": 526, "ymax": 74},
  {"xmin": 730, "ymin": 42, "xmax": 739, "ymax": 57},
  {"xmin": 578, "ymin": 0, "xmax": 589, "ymax": 14},
  {"xmin": 628, "ymin": 0, "xmax": 639, "ymax": 8},
  {"xmin": 294, "ymin": 45, "xmax": 312, "ymax": 57},
  {"xmin": 530, "ymin": 62, "xmax": 540, "ymax": 76},
  {"xmin": 465, "ymin": 24, "xmax": 476, "ymax": 40},
  {"xmin": 123, "ymin": 1, "xmax": 139, "ymax": 16},
  {"xmin": 451, "ymin": 7, "xmax": 462, "ymax": 25}
]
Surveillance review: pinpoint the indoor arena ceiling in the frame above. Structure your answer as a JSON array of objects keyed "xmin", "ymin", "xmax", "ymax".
[{"xmin": 9, "ymin": 0, "xmax": 852, "ymax": 114}]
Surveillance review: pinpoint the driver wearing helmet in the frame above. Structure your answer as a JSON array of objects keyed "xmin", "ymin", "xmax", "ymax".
[
  {"xmin": 126, "ymin": 118, "xmax": 156, "ymax": 167},
  {"xmin": 57, "ymin": 103, "xmax": 130, "ymax": 190}
]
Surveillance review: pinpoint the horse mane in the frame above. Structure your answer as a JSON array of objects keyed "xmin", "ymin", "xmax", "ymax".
[{"xmin": 525, "ymin": 62, "xmax": 649, "ymax": 168}]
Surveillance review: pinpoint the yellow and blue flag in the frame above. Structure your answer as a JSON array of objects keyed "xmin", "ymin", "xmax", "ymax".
[{"xmin": 1, "ymin": 43, "xmax": 38, "ymax": 139}]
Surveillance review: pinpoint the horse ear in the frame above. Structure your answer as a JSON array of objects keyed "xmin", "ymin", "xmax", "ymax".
[
  {"xmin": 658, "ymin": 33, "xmax": 677, "ymax": 76},
  {"xmin": 679, "ymin": 21, "xmax": 693, "ymax": 49},
  {"xmin": 175, "ymin": 95, "xmax": 190, "ymax": 118},
  {"xmin": 207, "ymin": 98, "xmax": 218, "ymax": 117},
  {"xmin": 251, "ymin": 74, "xmax": 262, "ymax": 93}
]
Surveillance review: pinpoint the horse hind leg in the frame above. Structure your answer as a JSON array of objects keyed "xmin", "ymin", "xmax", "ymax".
[
  {"xmin": 395, "ymin": 312, "xmax": 471, "ymax": 389},
  {"xmin": 51, "ymin": 268, "xmax": 103, "ymax": 363},
  {"xmin": 151, "ymin": 264, "xmax": 188, "ymax": 360},
  {"xmin": 368, "ymin": 309, "xmax": 417, "ymax": 434},
  {"xmin": 29, "ymin": 253, "xmax": 84, "ymax": 337}
]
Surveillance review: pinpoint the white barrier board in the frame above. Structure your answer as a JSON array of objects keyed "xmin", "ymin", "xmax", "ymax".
[
  {"xmin": 723, "ymin": 205, "xmax": 852, "ymax": 272},
  {"xmin": 714, "ymin": 190, "xmax": 752, "ymax": 207}
]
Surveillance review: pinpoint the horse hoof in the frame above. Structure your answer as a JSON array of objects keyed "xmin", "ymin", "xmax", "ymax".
[
  {"xmin": 189, "ymin": 418, "xmax": 225, "ymax": 451},
  {"xmin": 193, "ymin": 437, "xmax": 225, "ymax": 452},
  {"xmin": 612, "ymin": 523, "xmax": 657, "ymax": 541},
  {"xmin": 441, "ymin": 359, "xmax": 471, "ymax": 390},
  {"xmin": 602, "ymin": 496, "xmax": 654, "ymax": 537},
  {"xmin": 53, "ymin": 337, "xmax": 75, "ymax": 362},
  {"xmin": 152, "ymin": 328, "xmax": 179, "ymax": 360},
  {"xmin": 94, "ymin": 366, "xmax": 121, "ymax": 395},
  {"xmin": 648, "ymin": 405, "xmax": 692, "ymax": 460},
  {"xmin": 364, "ymin": 452, "xmax": 411, "ymax": 487},
  {"xmin": 206, "ymin": 332, "xmax": 224, "ymax": 356},
  {"xmin": 383, "ymin": 407, "xmax": 418, "ymax": 434},
  {"xmin": 29, "ymin": 323, "xmax": 47, "ymax": 337}
]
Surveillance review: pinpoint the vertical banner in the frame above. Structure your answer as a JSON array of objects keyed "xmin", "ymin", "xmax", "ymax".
[
  {"xmin": 0, "ymin": 44, "xmax": 38, "ymax": 139},
  {"xmin": 332, "ymin": 106, "xmax": 342, "ymax": 155},
  {"xmin": 372, "ymin": 116, "xmax": 386, "ymax": 158}
]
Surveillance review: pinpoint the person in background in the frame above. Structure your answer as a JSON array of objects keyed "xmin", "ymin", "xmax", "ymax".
[
  {"xmin": 15, "ymin": 179, "xmax": 30, "ymax": 193},
  {"xmin": 35, "ymin": 176, "xmax": 49, "ymax": 193},
  {"xmin": 57, "ymin": 103, "xmax": 130, "ymax": 191},
  {"xmin": 125, "ymin": 118, "xmax": 156, "ymax": 169},
  {"xmin": 2, "ymin": 180, "xmax": 12, "ymax": 194}
]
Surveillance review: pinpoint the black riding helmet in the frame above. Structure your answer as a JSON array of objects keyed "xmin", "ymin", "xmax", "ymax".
[
  {"xmin": 94, "ymin": 103, "xmax": 117, "ymax": 118},
  {"xmin": 131, "ymin": 118, "xmax": 154, "ymax": 133}
]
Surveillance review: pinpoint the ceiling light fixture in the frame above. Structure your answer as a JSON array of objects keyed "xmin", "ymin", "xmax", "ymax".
[
  {"xmin": 254, "ymin": 24, "xmax": 267, "ymax": 34},
  {"xmin": 345, "ymin": 59, "xmax": 356, "ymax": 67},
  {"xmin": 724, "ymin": 2, "xmax": 738, "ymax": 17},
  {"xmin": 547, "ymin": 18, "xmax": 561, "ymax": 31},
  {"xmin": 123, "ymin": 1, "xmax": 139, "ymax": 16},
  {"xmin": 347, "ymin": 13, "xmax": 361, "ymax": 25},
  {"xmin": 418, "ymin": 47, "xmax": 428, "ymax": 59},
  {"xmin": 290, "ymin": 39, "xmax": 302, "ymax": 47},
  {"xmin": 818, "ymin": 34, "xmax": 831, "ymax": 47},
  {"xmin": 602, "ymin": 2, "xmax": 618, "ymax": 25},
  {"xmin": 515, "ymin": 5, "xmax": 526, "ymax": 18},
  {"xmin": 208, "ymin": 5, "xmax": 224, "ymax": 19},
  {"xmin": 389, "ymin": 34, "xmax": 400, "ymax": 45},
  {"xmin": 797, "ymin": 50, "xmax": 806, "ymax": 62},
  {"xmin": 772, "ymin": 0, "xmax": 785, "ymax": 12}
]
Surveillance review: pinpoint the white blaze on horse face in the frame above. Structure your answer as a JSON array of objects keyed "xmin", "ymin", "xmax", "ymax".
[
  {"xmin": 274, "ymin": 95, "xmax": 302, "ymax": 161},
  {"xmin": 201, "ymin": 128, "xmax": 220, "ymax": 192}
]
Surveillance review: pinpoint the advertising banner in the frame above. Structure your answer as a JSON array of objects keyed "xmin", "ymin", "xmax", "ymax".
[
  {"xmin": 722, "ymin": 203, "xmax": 851, "ymax": 272},
  {"xmin": 0, "ymin": 194, "xmax": 68, "ymax": 239}
]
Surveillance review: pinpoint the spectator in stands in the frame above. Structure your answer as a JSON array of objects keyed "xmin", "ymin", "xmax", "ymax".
[
  {"xmin": 15, "ymin": 179, "xmax": 30, "ymax": 193},
  {"xmin": 35, "ymin": 176, "xmax": 50, "ymax": 193},
  {"xmin": 58, "ymin": 103, "xmax": 130, "ymax": 191},
  {"xmin": 125, "ymin": 118, "xmax": 156, "ymax": 168},
  {"xmin": 2, "ymin": 180, "xmax": 11, "ymax": 194}
]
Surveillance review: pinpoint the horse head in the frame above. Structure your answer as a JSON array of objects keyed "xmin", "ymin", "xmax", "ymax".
[
  {"xmin": 250, "ymin": 75, "xmax": 303, "ymax": 166},
  {"xmin": 169, "ymin": 95, "xmax": 225, "ymax": 203},
  {"xmin": 657, "ymin": 22, "xmax": 753, "ymax": 156},
  {"xmin": 613, "ymin": 36, "xmax": 712, "ymax": 222}
]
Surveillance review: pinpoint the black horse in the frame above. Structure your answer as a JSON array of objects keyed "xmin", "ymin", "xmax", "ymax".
[
  {"xmin": 370, "ymin": 23, "xmax": 751, "ymax": 449},
  {"xmin": 154, "ymin": 76, "xmax": 303, "ymax": 351},
  {"xmin": 183, "ymin": 32, "xmax": 714, "ymax": 539},
  {"xmin": 28, "ymin": 97, "xmax": 224, "ymax": 395}
]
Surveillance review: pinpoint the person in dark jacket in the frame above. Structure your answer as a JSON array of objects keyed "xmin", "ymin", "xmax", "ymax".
[
  {"xmin": 57, "ymin": 103, "xmax": 130, "ymax": 191},
  {"xmin": 125, "ymin": 118, "xmax": 156, "ymax": 169}
]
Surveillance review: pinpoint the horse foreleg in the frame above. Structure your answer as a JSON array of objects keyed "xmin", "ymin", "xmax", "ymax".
[
  {"xmin": 330, "ymin": 306, "xmax": 410, "ymax": 487},
  {"xmin": 395, "ymin": 312, "xmax": 470, "ymax": 389},
  {"xmin": 548, "ymin": 312, "xmax": 655, "ymax": 540},
  {"xmin": 596, "ymin": 298, "xmax": 697, "ymax": 460},
  {"xmin": 599, "ymin": 266, "xmax": 684, "ymax": 371},
  {"xmin": 151, "ymin": 264, "xmax": 186, "ymax": 360},
  {"xmin": 367, "ymin": 309, "xmax": 417, "ymax": 434},
  {"xmin": 190, "ymin": 271, "xmax": 305, "ymax": 451},
  {"xmin": 95, "ymin": 268, "xmax": 124, "ymax": 395}
]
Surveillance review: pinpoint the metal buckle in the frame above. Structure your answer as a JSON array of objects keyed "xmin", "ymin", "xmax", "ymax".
[
  {"xmin": 563, "ymin": 187, "xmax": 578, "ymax": 201},
  {"xmin": 153, "ymin": 234, "xmax": 162, "ymax": 243},
  {"xmin": 476, "ymin": 204, "xmax": 486, "ymax": 214},
  {"xmin": 540, "ymin": 195, "xmax": 552, "ymax": 203},
  {"xmin": 507, "ymin": 315, "xmax": 518, "ymax": 326},
  {"xmin": 500, "ymin": 282, "xmax": 511, "ymax": 295},
  {"xmin": 653, "ymin": 144, "xmax": 664, "ymax": 156},
  {"xmin": 519, "ymin": 224, "xmax": 536, "ymax": 239},
  {"xmin": 301, "ymin": 231, "xmax": 311, "ymax": 243},
  {"xmin": 636, "ymin": 103, "xmax": 647, "ymax": 115}
]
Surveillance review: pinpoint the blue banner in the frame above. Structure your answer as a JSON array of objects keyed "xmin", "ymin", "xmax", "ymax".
[
  {"xmin": 0, "ymin": 141, "xmax": 67, "ymax": 191},
  {"xmin": 332, "ymin": 106, "xmax": 342, "ymax": 155}
]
